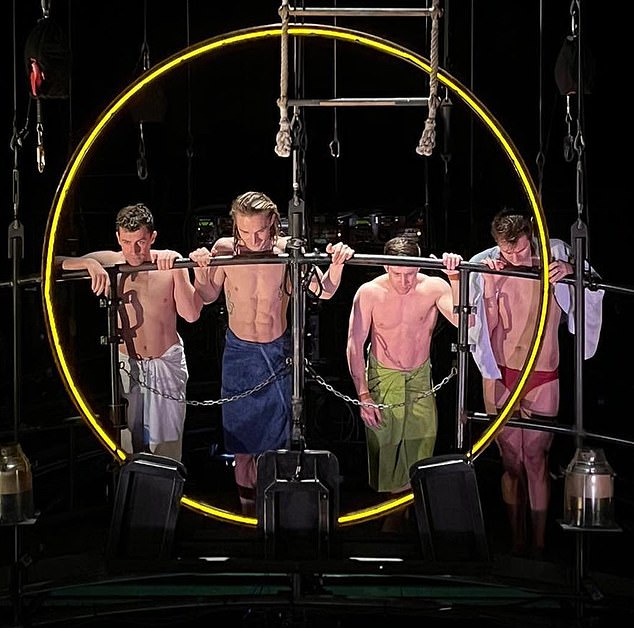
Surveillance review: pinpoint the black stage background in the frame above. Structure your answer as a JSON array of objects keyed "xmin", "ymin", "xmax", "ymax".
[{"xmin": 1, "ymin": 3, "xmax": 633, "ymax": 626}]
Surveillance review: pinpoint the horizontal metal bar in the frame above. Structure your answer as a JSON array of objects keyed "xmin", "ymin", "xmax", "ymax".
[
  {"xmin": 51, "ymin": 255, "xmax": 572, "ymax": 277},
  {"xmin": 0, "ymin": 274, "xmax": 42, "ymax": 289},
  {"xmin": 288, "ymin": 7, "xmax": 434, "ymax": 17},
  {"xmin": 467, "ymin": 411, "xmax": 634, "ymax": 448},
  {"xmin": 57, "ymin": 254, "xmax": 453, "ymax": 280},
  {"xmin": 50, "ymin": 254, "xmax": 612, "ymax": 295},
  {"xmin": 288, "ymin": 97, "xmax": 429, "ymax": 107}
]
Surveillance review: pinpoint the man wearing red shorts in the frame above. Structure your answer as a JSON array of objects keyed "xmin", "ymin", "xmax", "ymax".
[{"xmin": 469, "ymin": 209, "xmax": 603, "ymax": 558}]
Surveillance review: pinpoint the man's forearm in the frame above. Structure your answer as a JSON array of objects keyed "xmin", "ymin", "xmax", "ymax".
[
  {"xmin": 347, "ymin": 348, "xmax": 369, "ymax": 398},
  {"xmin": 193, "ymin": 268, "xmax": 222, "ymax": 304},
  {"xmin": 317, "ymin": 265, "xmax": 343, "ymax": 299}
]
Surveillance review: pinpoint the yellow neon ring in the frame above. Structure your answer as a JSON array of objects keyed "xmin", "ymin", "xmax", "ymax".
[{"xmin": 42, "ymin": 23, "xmax": 550, "ymax": 527}]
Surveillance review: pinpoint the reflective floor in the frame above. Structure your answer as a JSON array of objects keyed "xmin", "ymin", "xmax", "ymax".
[{"xmin": 1, "ymin": 420, "xmax": 633, "ymax": 628}]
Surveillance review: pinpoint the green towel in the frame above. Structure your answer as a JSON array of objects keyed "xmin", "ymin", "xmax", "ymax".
[{"xmin": 365, "ymin": 354, "xmax": 438, "ymax": 492}]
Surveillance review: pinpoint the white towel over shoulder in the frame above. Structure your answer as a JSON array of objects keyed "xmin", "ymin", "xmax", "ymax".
[{"xmin": 468, "ymin": 238, "xmax": 604, "ymax": 379}]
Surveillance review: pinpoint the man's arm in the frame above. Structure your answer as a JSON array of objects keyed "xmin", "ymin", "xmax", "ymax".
[
  {"xmin": 172, "ymin": 268, "xmax": 203, "ymax": 322},
  {"xmin": 482, "ymin": 277, "xmax": 500, "ymax": 333},
  {"xmin": 467, "ymin": 249, "xmax": 503, "ymax": 381},
  {"xmin": 347, "ymin": 287, "xmax": 372, "ymax": 397},
  {"xmin": 479, "ymin": 264, "xmax": 502, "ymax": 415},
  {"xmin": 435, "ymin": 252, "xmax": 463, "ymax": 327},
  {"xmin": 481, "ymin": 378, "xmax": 498, "ymax": 415},
  {"xmin": 149, "ymin": 249, "xmax": 203, "ymax": 322},
  {"xmin": 346, "ymin": 285, "xmax": 382, "ymax": 429},
  {"xmin": 189, "ymin": 242, "xmax": 228, "ymax": 304},
  {"xmin": 150, "ymin": 250, "xmax": 202, "ymax": 323},
  {"xmin": 436, "ymin": 276, "xmax": 460, "ymax": 327},
  {"xmin": 56, "ymin": 251, "xmax": 121, "ymax": 295},
  {"xmin": 310, "ymin": 241, "xmax": 354, "ymax": 300}
]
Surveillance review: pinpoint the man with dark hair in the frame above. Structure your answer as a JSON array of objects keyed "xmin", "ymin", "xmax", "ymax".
[
  {"xmin": 346, "ymin": 236, "xmax": 462, "ymax": 504},
  {"xmin": 58, "ymin": 203, "xmax": 202, "ymax": 461},
  {"xmin": 189, "ymin": 191, "xmax": 354, "ymax": 515},
  {"xmin": 469, "ymin": 209, "xmax": 604, "ymax": 557}
]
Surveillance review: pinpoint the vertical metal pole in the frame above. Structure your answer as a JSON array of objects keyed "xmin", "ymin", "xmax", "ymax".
[
  {"xmin": 104, "ymin": 267, "xmax": 124, "ymax": 446},
  {"xmin": 454, "ymin": 267, "xmax": 471, "ymax": 451},
  {"xmin": 289, "ymin": 211, "xmax": 305, "ymax": 450},
  {"xmin": 571, "ymin": 220, "xmax": 586, "ymax": 450},
  {"xmin": 570, "ymin": 1, "xmax": 587, "ymax": 617},
  {"xmin": 571, "ymin": 218, "xmax": 588, "ymax": 619}
]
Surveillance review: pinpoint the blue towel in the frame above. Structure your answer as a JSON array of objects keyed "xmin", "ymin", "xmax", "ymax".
[{"xmin": 221, "ymin": 328, "xmax": 291, "ymax": 454}]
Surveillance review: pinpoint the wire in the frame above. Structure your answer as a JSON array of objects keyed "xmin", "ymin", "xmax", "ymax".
[{"xmin": 535, "ymin": 0, "xmax": 545, "ymax": 197}]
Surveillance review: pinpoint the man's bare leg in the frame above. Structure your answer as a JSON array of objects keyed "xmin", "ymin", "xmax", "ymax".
[
  {"xmin": 381, "ymin": 484, "xmax": 411, "ymax": 534},
  {"xmin": 234, "ymin": 453, "xmax": 257, "ymax": 517},
  {"xmin": 502, "ymin": 470, "xmax": 528, "ymax": 556},
  {"xmin": 530, "ymin": 510, "xmax": 547, "ymax": 559}
]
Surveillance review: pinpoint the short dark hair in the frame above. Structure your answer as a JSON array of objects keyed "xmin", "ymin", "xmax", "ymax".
[
  {"xmin": 115, "ymin": 203, "xmax": 154, "ymax": 232},
  {"xmin": 384, "ymin": 236, "xmax": 421, "ymax": 257},
  {"xmin": 490, "ymin": 209, "xmax": 532, "ymax": 244}
]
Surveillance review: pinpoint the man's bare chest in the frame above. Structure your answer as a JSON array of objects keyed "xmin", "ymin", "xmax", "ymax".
[
  {"xmin": 374, "ymin": 294, "xmax": 437, "ymax": 329},
  {"xmin": 118, "ymin": 272, "xmax": 172, "ymax": 306},
  {"xmin": 225, "ymin": 265, "xmax": 286, "ymax": 300}
]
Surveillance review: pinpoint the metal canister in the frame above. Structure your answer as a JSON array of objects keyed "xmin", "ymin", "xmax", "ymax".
[
  {"xmin": 0, "ymin": 442, "xmax": 34, "ymax": 524},
  {"xmin": 564, "ymin": 447, "xmax": 615, "ymax": 528}
]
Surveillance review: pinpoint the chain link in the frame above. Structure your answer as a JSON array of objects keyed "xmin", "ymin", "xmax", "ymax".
[
  {"xmin": 119, "ymin": 358, "xmax": 457, "ymax": 411},
  {"xmin": 305, "ymin": 361, "xmax": 457, "ymax": 410},
  {"xmin": 118, "ymin": 358, "xmax": 292, "ymax": 406}
]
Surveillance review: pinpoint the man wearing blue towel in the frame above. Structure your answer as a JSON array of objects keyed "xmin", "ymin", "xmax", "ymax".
[{"xmin": 189, "ymin": 191, "xmax": 354, "ymax": 515}]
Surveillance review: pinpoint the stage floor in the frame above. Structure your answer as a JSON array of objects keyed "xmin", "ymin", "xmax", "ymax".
[{"xmin": 2, "ymin": 442, "xmax": 633, "ymax": 628}]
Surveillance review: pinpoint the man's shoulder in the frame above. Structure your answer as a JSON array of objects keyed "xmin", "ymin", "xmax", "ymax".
[
  {"xmin": 417, "ymin": 274, "xmax": 450, "ymax": 293},
  {"xmin": 275, "ymin": 235, "xmax": 289, "ymax": 252},
  {"xmin": 549, "ymin": 238, "xmax": 569, "ymax": 255},
  {"xmin": 356, "ymin": 275, "xmax": 387, "ymax": 295},
  {"xmin": 213, "ymin": 237, "xmax": 234, "ymax": 254},
  {"xmin": 85, "ymin": 250, "xmax": 124, "ymax": 264},
  {"xmin": 469, "ymin": 246, "xmax": 499, "ymax": 263}
]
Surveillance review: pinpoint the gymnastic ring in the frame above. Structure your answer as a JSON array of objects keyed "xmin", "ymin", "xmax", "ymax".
[{"xmin": 41, "ymin": 24, "xmax": 550, "ymax": 527}]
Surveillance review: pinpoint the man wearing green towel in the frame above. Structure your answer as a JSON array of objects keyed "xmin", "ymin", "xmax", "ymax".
[{"xmin": 346, "ymin": 237, "xmax": 462, "ymax": 504}]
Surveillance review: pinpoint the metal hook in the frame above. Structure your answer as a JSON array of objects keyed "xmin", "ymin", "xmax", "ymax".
[
  {"xmin": 569, "ymin": 0, "xmax": 579, "ymax": 38},
  {"xmin": 137, "ymin": 122, "xmax": 148, "ymax": 180},
  {"xmin": 36, "ymin": 103, "xmax": 45, "ymax": 173}
]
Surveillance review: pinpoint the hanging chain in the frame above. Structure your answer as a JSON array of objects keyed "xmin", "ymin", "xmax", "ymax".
[
  {"xmin": 305, "ymin": 361, "xmax": 457, "ymax": 410},
  {"xmin": 119, "ymin": 358, "xmax": 457, "ymax": 411},
  {"xmin": 118, "ymin": 358, "xmax": 292, "ymax": 406}
]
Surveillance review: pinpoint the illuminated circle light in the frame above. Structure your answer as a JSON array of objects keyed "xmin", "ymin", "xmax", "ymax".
[{"xmin": 41, "ymin": 24, "xmax": 550, "ymax": 527}]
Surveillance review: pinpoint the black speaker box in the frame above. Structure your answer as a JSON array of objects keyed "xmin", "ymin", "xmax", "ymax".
[
  {"xmin": 106, "ymin": 453, "xmax": 186, "ymax": 560},
  {"xmin": 256, "ymin": 449, "xmax": 340, "ymax": 559},
  {"xmin": 409, "ymin": 454, "xmax": 489, "ymax": 563}
]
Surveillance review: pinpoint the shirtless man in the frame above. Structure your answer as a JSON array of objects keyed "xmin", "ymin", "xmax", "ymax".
[
  {"xmin": 346, "ymin": 236, "xmax": 462, "ymax": 501},
  {"xmin": 58, "ymin": 203, "xmax": 202, "ymax": 461},
  {"xmin": 189, "ymin": 191, "xmax": 354, "ymax": 515},
  {"xmin": 469, "ymin": 209, "xmax": 603, "ymax": 557}
]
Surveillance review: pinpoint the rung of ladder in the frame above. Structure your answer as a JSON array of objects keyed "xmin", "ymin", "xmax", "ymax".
[
  {"xmin": 288, "ymin": 7, "xmax": 434, "ymax": 18},
  {"xmin": 288, "ymin": 97, "xmax": 430, "ymax": 107}
]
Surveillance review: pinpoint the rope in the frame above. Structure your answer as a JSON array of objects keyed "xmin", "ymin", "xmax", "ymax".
[
  {"xmin": 275, "ymin": 0, "xmax": 292, "ymax": 157},
  {"xmin": 416, "ymin": 0, "xmax": 442, "ymax": 157}
]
